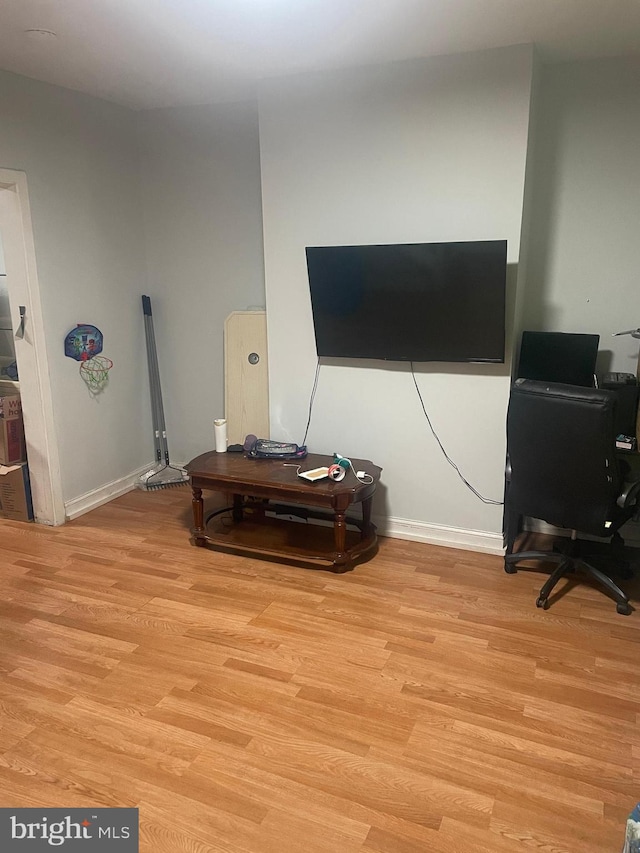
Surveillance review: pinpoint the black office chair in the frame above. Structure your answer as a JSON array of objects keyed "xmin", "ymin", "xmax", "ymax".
[{"xmin": 504, "ymin": 379, "xmax": 640, "ymax": 615}]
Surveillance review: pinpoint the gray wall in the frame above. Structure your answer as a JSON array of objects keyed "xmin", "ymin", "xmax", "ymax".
[
  {"xmin": 136, "ymin": 101, "xmax": 265, "ymax": 464},
  {"xmin": 0, "ymin": 71, "xmax": 266, "ymax": 508},
  {"xmin": 523, "ymin": 56, "xmax": 640, "ymax": 376},
  {"xmin": 259, "ymin": 46, "xmax": 534, "ymax": 551},
  {"xmin": 0, "ymin": 70, "xmax": 149, "ymax": 502}
]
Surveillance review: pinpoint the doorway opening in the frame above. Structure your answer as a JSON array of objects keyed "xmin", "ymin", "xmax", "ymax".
[{"xmin": 0, "ymin": 169, "xmax": 64, "ymax": 525}]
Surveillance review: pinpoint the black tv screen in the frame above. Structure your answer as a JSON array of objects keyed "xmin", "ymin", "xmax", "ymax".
[{"xmin": 305, "ymin": 240, "xmax": 507, "ymax": 363}]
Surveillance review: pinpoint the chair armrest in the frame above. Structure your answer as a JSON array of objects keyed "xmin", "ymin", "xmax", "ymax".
[{"xmin": 617, "ymin": 478, "xmax": 640, "ymax": 509}]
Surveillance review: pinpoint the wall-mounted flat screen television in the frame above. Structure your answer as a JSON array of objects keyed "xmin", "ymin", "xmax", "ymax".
[{"xmin": 305, "ymin": 239, "xmax": 507, "ymax": 363}]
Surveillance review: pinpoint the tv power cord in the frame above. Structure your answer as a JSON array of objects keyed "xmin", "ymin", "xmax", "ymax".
[
  {"xmin": 410, "ymin": 362, "xmax": 503, "ymax": 506},
  {"xmin": 301, "ymin": 358, "xmax": 321, "ymax": 448},
  {"xmin": 299, "ymin": 357, "xmax": 500, "ymax": 503}
]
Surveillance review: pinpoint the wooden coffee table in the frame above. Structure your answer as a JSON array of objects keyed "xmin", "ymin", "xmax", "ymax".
[{"xmin": 186, "ymin": 451, "xmax": 382, "ymax": 571}]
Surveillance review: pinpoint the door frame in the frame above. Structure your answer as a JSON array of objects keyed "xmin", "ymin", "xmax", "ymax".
[{"xmin": 0, "ymin": 169, "xmax": 65, "ymax": 525}]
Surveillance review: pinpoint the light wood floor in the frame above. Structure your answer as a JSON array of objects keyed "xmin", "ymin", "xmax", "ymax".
[{"xmin": 0, "ymin": 488, "xmax": 638, "ymax": 852}]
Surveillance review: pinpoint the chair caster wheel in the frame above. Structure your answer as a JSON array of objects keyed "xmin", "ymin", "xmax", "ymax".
[
  {"xmin": 616, "ymin": 602, "xmax": 632, "ymax": 616},
  {"xmin": 536, "ymin": 596, "xmax": 548, "ymax": 609},
  {"xmin": 504, "ymin": 564, "xmax": 517, "ymax": 574}
]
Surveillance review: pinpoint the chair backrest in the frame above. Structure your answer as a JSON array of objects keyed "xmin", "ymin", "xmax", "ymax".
[{"xmin": 506, "ymin": 379, "xmax": 622, "ymax": 536}]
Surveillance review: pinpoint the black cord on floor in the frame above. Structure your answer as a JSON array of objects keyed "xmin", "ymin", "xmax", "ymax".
[{"xmin": 410, "ymin": 362, "xmax": 503, "ymax": 506}]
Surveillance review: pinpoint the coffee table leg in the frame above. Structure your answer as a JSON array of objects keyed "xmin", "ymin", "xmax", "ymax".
[
  {"xmin": 362, "ymin": 496, "xmax": 373, "ymax": 538},
  {"xmin": 333, "ymin": 509, "xmax": 350, "ymax": 571},
  {"xmin": 233, "ymin": 493, "xmax": 244, "ymax": 523},
  {"xmin": 192, "ymin": 487, "xmax": 206, "ymax": 546}
]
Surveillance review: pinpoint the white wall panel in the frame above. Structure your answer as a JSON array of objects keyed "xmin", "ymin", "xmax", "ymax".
[{"xmin": 259, "ymin": 46, "xmax": 534, "ymax": 540}]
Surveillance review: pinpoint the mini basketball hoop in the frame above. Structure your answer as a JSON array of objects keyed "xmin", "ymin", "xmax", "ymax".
[
  {"xmin": 64, "ymin": 323, "xmax": 113, "ymax": 394},
  {"xmin": 79, "ymin": 354, "xmax": 113, "ymax": 393}
]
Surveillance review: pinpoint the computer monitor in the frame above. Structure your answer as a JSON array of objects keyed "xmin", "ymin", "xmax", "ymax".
[{"xmin": 517, "ymin": 331, "xmax": 600, "ymax": 387}]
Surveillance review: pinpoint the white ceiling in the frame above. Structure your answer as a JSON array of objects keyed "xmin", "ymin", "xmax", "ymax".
[{"xmin": 1, "ymin": 0, "xmax": 639, "ymax": 110}]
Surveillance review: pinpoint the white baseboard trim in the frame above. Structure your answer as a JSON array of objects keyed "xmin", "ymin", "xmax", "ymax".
[
  {"xmin": 62, "ymin": 472, "xmax": 640, "ymax": 555},
  {"xmin": 375, "ymin": 514, "xmax": 505, "ymax": 555},
  {"xmin": 65, "ymin": 463, "xmax": 155, "ymax": 521}
]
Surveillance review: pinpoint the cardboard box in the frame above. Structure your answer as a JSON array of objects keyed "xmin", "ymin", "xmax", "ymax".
[
  {"xmin": 0, "ymin": 463, "xmax": 33, "ymax": 522},
  {"xmin": 0, "ymin": 389, "xmax": 25, "ymax": 465}
]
